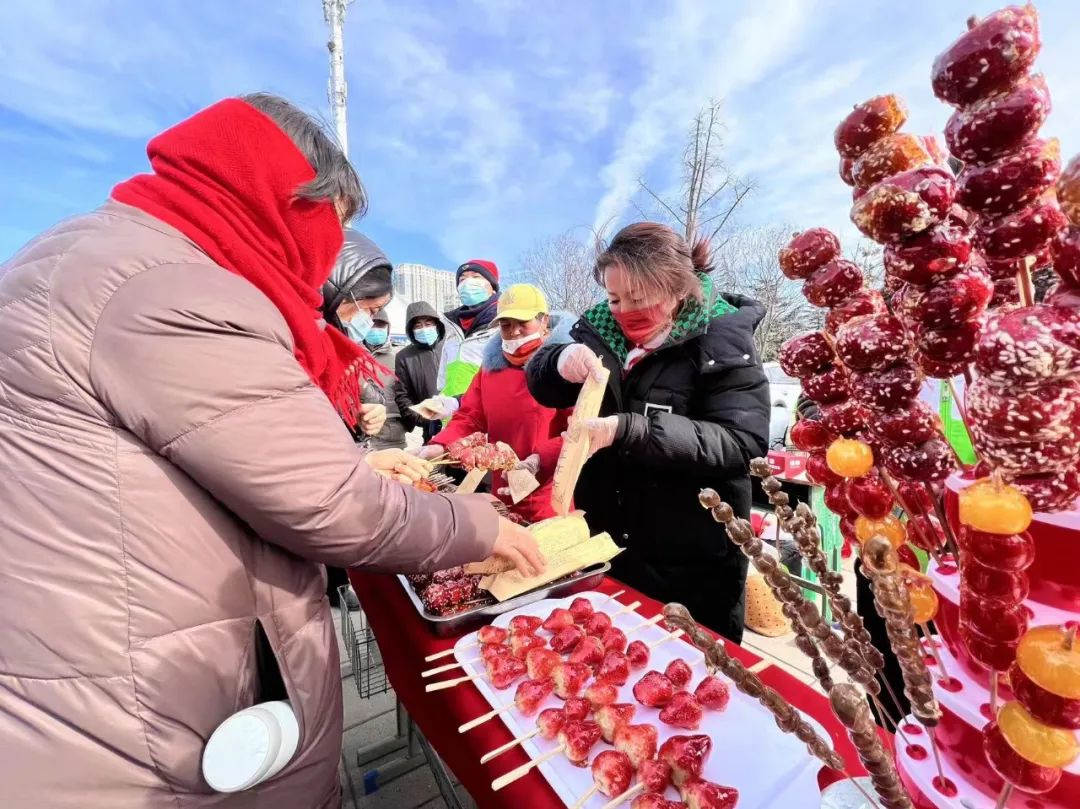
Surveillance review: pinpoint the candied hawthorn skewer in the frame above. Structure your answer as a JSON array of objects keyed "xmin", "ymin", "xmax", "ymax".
[{"xmin": 830, "ymin": 684, "xmax": 914, "ymax": 809}]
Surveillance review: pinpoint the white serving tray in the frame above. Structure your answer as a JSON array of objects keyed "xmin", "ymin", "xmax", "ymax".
[{"xmin": 453, "ymin": 590, "xmax": 823, "ymax": 808}]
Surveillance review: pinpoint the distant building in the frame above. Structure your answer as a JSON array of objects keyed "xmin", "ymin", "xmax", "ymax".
[{"xmin": 394, "ymin": 263, "xmax": 457, "ymax": 315}]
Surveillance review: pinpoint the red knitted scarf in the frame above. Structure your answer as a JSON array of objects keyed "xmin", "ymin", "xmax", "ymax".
[{"xmin": 112, "ymin": 98, "xmax": 381, "ymax": 426}]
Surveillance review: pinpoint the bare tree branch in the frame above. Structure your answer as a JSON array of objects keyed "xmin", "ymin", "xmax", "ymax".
[
  {"xmin": 514, "ymin": 230, "xmax": 600, "ymax": 316},
  {"xmin": 636, "ymin": 179, "xmax": 686, "ymax": 229}
]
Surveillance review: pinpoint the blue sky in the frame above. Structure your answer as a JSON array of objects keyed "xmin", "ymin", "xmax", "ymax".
[{"xmin": 2, "ymin": 0, "xmax": 1079, "ymax": 275}]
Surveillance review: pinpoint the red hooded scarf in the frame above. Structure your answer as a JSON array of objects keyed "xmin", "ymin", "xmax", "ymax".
[{"xmin": 112, "ymin": 98, "xmax": 381, "ymax": 427}]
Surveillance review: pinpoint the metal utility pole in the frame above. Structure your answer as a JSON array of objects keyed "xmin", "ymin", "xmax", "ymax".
[{"xmin": 322, "ymin": 0, "xmax": 354, "ymax": 156}]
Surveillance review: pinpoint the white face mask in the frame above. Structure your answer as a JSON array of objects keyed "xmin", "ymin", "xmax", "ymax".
[{"xmin": 502, "ymin": 332, "xmax": 543, "ymax": 354}]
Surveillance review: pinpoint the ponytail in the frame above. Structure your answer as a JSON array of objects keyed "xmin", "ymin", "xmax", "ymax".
[{"xmin": 689, "ymin": 238, "xmax": 713, "ymax": 273}]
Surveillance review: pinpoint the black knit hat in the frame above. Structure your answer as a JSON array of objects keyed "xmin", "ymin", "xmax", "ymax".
[{"xmin": 456, "ymin": 259, "xmax": 500, "ymax": 292}]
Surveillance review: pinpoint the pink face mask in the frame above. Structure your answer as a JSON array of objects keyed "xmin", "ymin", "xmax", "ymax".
[{"xmin": 613, "ymin": 302, "xmax": 670, "ymax": 345}]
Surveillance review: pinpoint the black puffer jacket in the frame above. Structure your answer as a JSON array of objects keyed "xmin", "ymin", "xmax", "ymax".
[
  {"xmin": 526, "ymin": 279, "xmax": 770, "ymax": 643},
  {"xmin": 394, "ymin": 301, "xmax": 446, "ymax": 442}
]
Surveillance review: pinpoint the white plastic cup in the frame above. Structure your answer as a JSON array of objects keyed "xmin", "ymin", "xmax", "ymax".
[{"xmin": 202, "ymin": 700, "xmax": 300, "ymax": 793}]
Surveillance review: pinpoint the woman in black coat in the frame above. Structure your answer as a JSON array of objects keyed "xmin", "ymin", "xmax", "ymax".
[{"xmin": 526, "ymin": 222, "xmax": 770, "ymax": 643}]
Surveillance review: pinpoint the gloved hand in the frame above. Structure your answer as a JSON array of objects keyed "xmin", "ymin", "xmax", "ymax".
[
  {"xmin": 428, "ymin": 395, "xmax": 460, "ymax": 419},
  {"xmin": 496, "ymin": 453, "xmax": 541, "ymax": 499},
  {"xmin": 413, "ymin": 443, "xmax": 446, "ymax": 461},
  {"xmin": 556, "ymin": 343, "xmax": 606, "ymax": 384},
  {"xmin": 582, "ymin": 416, "xmax": 618, "ymax": 456},
  {"xmin": 358, "ymin": 403, "xmax": 387, "ymax": 436}
]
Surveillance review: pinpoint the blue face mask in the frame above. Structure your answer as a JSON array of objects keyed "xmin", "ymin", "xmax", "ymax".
[
  {"xmin": 458, "ymin": 277, "xmax": 491, "ymax": 306},
  {"xmin": 365, "ymin": 327, "xmax": 389, "ymax": 347},
  {"xmin": 414, "ymin": 325, "xmax": 439, "ymax": 346},
  {"xmin": 345, "ymin": 309, "xmax": 373, "ymax": 344}
]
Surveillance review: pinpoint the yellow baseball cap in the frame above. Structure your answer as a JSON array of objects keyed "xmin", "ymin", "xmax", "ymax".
[{"xmin": 497, "ymin": 284, "xmax": 549, "ymax": 321}]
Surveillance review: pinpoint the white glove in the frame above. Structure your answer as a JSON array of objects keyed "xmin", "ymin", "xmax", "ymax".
[
  {"xmin": 556, "ymin": 343, "xmax": 606, "ymax": 384},
  {"xmin": 431, "ymin": 395, "xmax": 460, "ymax": 418},
  {"xmin": 570, "ymin": 416, "xmax": 617, "ymax": 457}
]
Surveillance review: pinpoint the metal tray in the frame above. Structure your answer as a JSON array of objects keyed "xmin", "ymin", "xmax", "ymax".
[{"xmin": 398, "ymin": 562, "xmax": 611, "ymax": 637}]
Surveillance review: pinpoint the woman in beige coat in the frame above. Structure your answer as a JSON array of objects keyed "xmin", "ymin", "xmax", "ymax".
[{"xmin": 0, "ymin": 93, "xmax": 541, "ymax": 808}]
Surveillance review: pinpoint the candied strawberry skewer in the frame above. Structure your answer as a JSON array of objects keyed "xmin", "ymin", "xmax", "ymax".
[
  {"xmin": 457, "ymin": 676, "xmax": 554, "ymax": 732},
  {"xmin": 490, "ymin": 719, "xmax": 603, "ymax": 791},
  {"xmin": 571, "ymin": 750, "xmax": 634, "ymax": 809},
  {"xmin": 600, "ymin": 743, "xmax": 673, "ymax": 808},
  {"xmin": 424, "ymin": 623, "xmax": 509, "ymax": 663},
  {"xmin": 425, "ymin": 651, "xmax": 527, "ymax": 693},
  {"xmin": 478, "ymin": 705, "xmax": 568, "ymax": 764}
]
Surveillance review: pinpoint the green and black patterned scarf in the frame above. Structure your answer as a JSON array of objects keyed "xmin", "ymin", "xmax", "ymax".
[{"xmin": 582, "ymin": 273, "xmax": 736, "ymax": 364}]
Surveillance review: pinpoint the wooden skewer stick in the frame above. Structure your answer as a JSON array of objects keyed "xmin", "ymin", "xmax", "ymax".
[
  {"xmin": 990, "ymin": 674, "xmax": 1001, "ymax": 714},
  {"xmin": 458, "ymin": 703, "xmax": 512, "ymax": 733},
  {"xmin": 994, "ymin": 782, "xmax": 1014, "ymax": 809},
  {"xmin": 600, "ymin": 782, "xmax": 644, "ymax": 809},
  {"xmin": 870, "ymin": 692, "xmax": 911, "ymax": 747},
  {"xmin": 928, "ymin": 728, "xmax": 949, "ymax": 787},
  {"xmin": 479, "ymin": 728, "xmax": 540, "ymax": 764},
  {"xmin": 491, "ymin": 744, "xmax": 564, "ymax": 791},
  {"xmin": 571, "ymin": 783, "xmax": 600, "ymax": 809},
  {"xmin": 625, "ymin": 613, "xmax": 665, "ymax": 635},
  {"xmin": 422, "ymin": 659, "xmax": 476, "ymax": 678},
  {"xmin": 610, "ymin": 599, "xmax": 642, "ymax": 616},
  {"xmin": 425, "ymin": 673, "xmax": 479, "ymax": 693},
  {"xmin": 648, "ymin": 628, "xmax": 685, "ymax": 650},
  {"xmin": 920, "ymin": 625, "xmax": 951, "ymax": 680}
]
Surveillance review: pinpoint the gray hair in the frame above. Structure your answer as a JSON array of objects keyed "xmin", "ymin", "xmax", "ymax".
[{"xmin": 241, "ymin": 92, "xmax": 367, "ymax": 221}]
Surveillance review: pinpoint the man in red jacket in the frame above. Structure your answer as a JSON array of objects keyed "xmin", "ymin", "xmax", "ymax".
[{"xmin": 418, "ymin": 284, "xmax": 572, "ymax": 522}]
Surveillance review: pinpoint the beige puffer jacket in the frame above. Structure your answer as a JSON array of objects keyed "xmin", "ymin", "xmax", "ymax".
[{"xmin": 0, "ymin": 202, "xmax": 497, "ymax": 808}]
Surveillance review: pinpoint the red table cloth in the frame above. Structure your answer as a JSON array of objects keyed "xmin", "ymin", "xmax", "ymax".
[{"xmin": 349, "ymin": 571, "xmax": 872, "ymax": 807}]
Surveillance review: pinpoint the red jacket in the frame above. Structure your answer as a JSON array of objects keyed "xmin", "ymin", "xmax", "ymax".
[{"xmin": 433, "ymin": 318, "xmax": 573, "ymax": 522}]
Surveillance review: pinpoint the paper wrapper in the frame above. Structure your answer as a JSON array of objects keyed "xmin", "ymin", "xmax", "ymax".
[
  {"xmin": 551, "ymin": 368, "xmax": 610, "ymax": 515},
  {"xmin": 484, "ymin": 532, "xmax": 623, "ymax": 601},
  {"xmin": 463, "ymin": 514, "xmax": 593, "ymax": 577},
  {"xmin": 506, "ymin": 468, "xmax": 540, "ymax": 504}
]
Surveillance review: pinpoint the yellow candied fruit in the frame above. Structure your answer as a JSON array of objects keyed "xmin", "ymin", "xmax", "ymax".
[
  {"xmin": 998, "ymin": 701, "xmax": 1080, "ymax": 769},
  {"xmin": 958, "ymin": 478, "xmax": 1033, "ymax": 535},
  {"xmin": 826, "ymin": 438, "xmax": 874, "ymax": 479}
]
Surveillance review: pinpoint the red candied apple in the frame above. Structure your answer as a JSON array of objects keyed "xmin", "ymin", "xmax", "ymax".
[
  {"xmin": 665, "ymin": 659, "xmax": 694, "ymax": 689},
  {"xmin": 680, "ymin": 779, "xmax": 740, "ymax": 809},
  {"xmin": 614, "ymin": 723, "xmax": 659, "ymax": 769},
  {"xmin": 778, "ymin": 228, "xmax": 841, "ymax": 280},
  {"xmin": 834, "ymin": 94, "xmax": 908, "ymax": 159},
  {"xmin": 552, "ymin": 661, "xmax": 592, "ymax": 699},
  {"xmin": 801, "ymin": 364, "xmax": 851, "ymax": 405},
  {"xmin": 846, "ymin": 475, "xmax": 894, "ymax": 519},
  {"xmin": 880, "ymin": 438, "xmax": 955, "ymax": 483},
  {"xmin": 1051, "ymin": 226, "xmax": 1080, "ymax": 288},
  {"xmin": 477, "ymin": 625, "xmax": 508, "ymax": 645},
  {"xmin": 917, "ymin": 318, "xmax": 983, "ymax": 365},
  {"xmin": 962, "ymin": 560, "xmax": 1031, "ymax": 603},
  {"xmin": 1061, "ymin": 155, "xmax": 1080, "ymax": 226},
  {"xmin": 960, "ymin": 593, "xmax": 1029, "ymax": 645},
  {"xmin": 569, "ymin": 597, "xmax": 594, "ymax": 623},
  {"xmin": 962, "ymin": 624, "xmax": 1022, "ymax": 672},
  {"xmin": 514, "ymin": 677, "xmax": 555, "ymax": 715},
  {"xmin": 631, "ymin": 796, "xmax": 683, "ymax": 809},
  {"xmin": 805, "ymin": 451, "xmax": 843, "ymax": 488},
  {"xmin": 991, "ymin": 277, "xmax": 1022, "ymax": 308},
  {"xmin": 526, "ymin": 647, "xmax": 561, "ymax": 680},
  {"xmin": 542, "ymin": 607, "xmax": 575, "ymax": 633},
  {"xmin": 896, "ymin": 479, "xmax": 934, "ymax": 517},
  {"xmin": 963, "ymin": 529, "xmax": 1035, "ymax": 571},
  {"xmin": 932, "ymin": 4, "xmax": 1041, "ymax": 106},
  {"xmin": 510, "ymin": 615, "xmax": 543, "ymax": 634},
  {"xmin": 825, "ymin": 289, "xmax": 887, "ymax": 335},
  {"xmin": 789, "ymin": 418, "xmax": 835, "ymax": 452},
  {"xmin": 820, "ymin": 400, "xmax": 872, "ymax": 437},
  {"xmin": 569, "ymin": 635, "xmax": 605, "ymax": 669},
  {"xmin": 824, "ymin": 482, "xmax": 855, "ymax": 518},
  {"xmin": 694, "ymin": 676, "xmax": 730, "ymax": 711},
  {"xmin": 907, "ymin": 514, "xmax": 946, "ymax": 553},
  {"xmin": 978, "ymin": 196, "xmax": 1070, "ymax": 262},
  {"xmin": 590, "ymin": 750, "xmax": 634, "ymax": 799},
  {"xmin": 850, "ymin": 361, "xmax": 921, "ymax": 412},
  {"xmin": 945, "ymin": 74, "xmax": 1051, "ymax": 164},
  {"xmin": 559, "ymin": 719, "xmax": 602, "ymax": 767},
  {"xmin": 851, "ymin": 132, "xmax": 934, "ymax": 190},
  {"xmin": 914, "ymin": 350, "xmax": 968, "ymax": 380},
  {"xmin": 983, "ymin": 719, "xmax": 1063, "ymax": 794},
  {"xmin": 488, "ymin": 655, "xmax": 528, "ymax": 690},
  {"xmin": 976, "ymin": 304, "xmax": 1080, "ymax": 386},
  {"xmin": 584, "ymin": 611, "xmax": 613, "ymax": 637},
  {"xmin": 779, "ymin": 331, "xmax": 834, "ymax": 377},
  {"xmin": 598, "ymin": 650, "xmax": 631, "ymax": 685},
  {"xmin": 870, "ymin": 400, "xmax": 940, "ymax": 446},
  {"xmin": 585, "ymin": 681, "xmax": 619, "ymax": 708},
  {"xmin": 626, "ymin": 640, "xmax": 650, "ymax": 670},
  {"xmin": 896, "ymin": 544, "xmax": 920, "ymax": 570},
  {"xmin": 562, "ymin": 697, "xmax": 591, "ymax": 721},
  {"xmin": 884, "ymin": 222, "xmax": 971, "ymax": 286},
  {"xmin": 967, "ymin": 377, "xmax": 1077, "ymax": 442},
  {"xmin": 510, "ymin": 631, "xmax": 546, "ymax": 659},
  {"xmin": 985, "ymin": 246, "xmax": 1051, "ymax": 280},
  {"xmin": 536, "ymin": 707, "xmax": 566, "ymax": 740},
  {"xmin": 1010, "ymin": 661, "xmax": 1080, "ymax": 731},
  {"xmin": 907, "ymin": 267, "xmax": 993, "ymax": 330},
  {"xmin": 633, "ymin": 670, "xmax": 676, "ymax": 708},
  {"xmin": 1012, "ymin": 466, "xmax": 1080, "ymax": 513},
  {"xmin": 839, "ymin": 514, "xmax": 858, "ymax": 545},
  {"xmin": 601, "ymin": 626, "xmax": 628, "ymax": 654},
  {"xmin": 972, "ymin": 429, "xmax": 1079, "ymax": 475},
  {"xmin": 803, "ymin": 259, "xmax": 865, "ymax": 308},
  {"xmin": 958, "ymin": 138, "xmax": 1060, "ymax": 219},
  {"xmin": 835, "ymin": 314, "xmax": 907, "ymax": 372},
  {"xmin": 660, "ymin": 691, "xmax": 704, "ymax": 730},
  {"xmin": 852, "ymin": 165, "xmax": 956, "ymax": 244},
  {"xmin": 595, "ymin": 703, "xmax": 636, "ymax": 743},
  {"xmin": 839, "ymin": 155, "xmax": 855, "ymax": 186},
  {"xmin": 659, "ymin": 734, "xmax": 714, "ymax": 787},
  {"xmin": 551, "ymin": 625, "xmax": 585, "ymax": 654}
]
